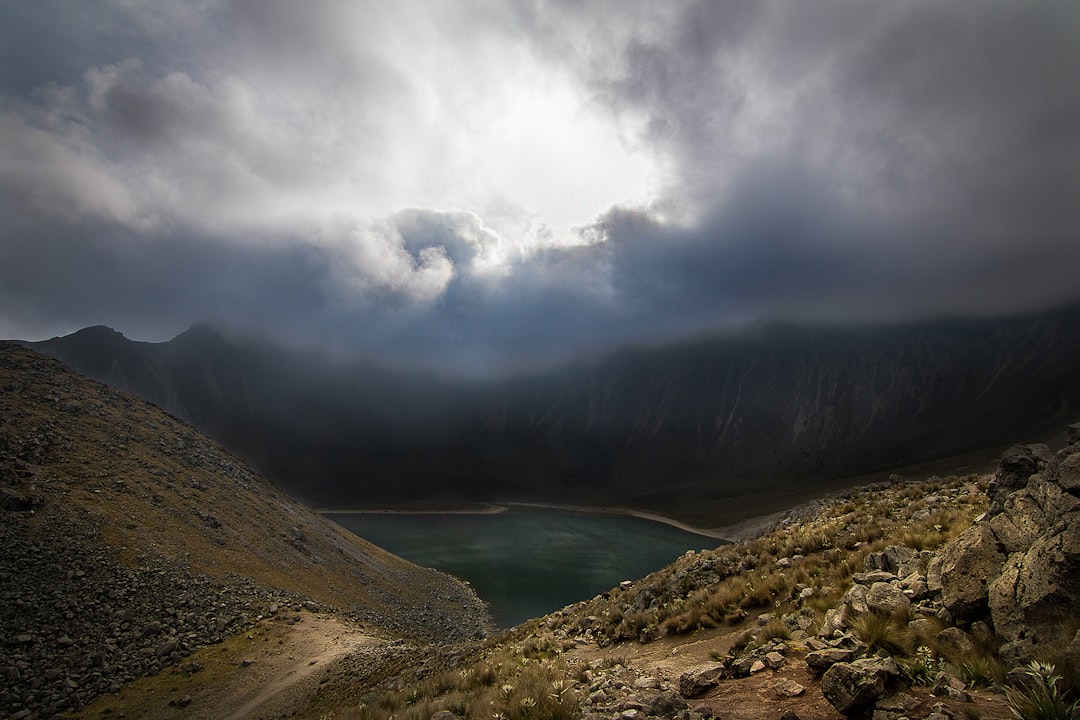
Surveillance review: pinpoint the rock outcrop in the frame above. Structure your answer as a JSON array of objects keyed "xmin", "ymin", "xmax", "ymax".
[{"xmin": 939, "ymin": 424, "xmax": 1080, "ymax": 665}]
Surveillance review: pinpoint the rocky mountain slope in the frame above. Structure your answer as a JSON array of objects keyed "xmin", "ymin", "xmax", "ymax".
[
  {"xmin": 29, "ymin": 305, "xmax": 1080, "ymax": 521},
  {"xmin": 0, "ymin": 342, "xmax": 486, "ymax": 719}
]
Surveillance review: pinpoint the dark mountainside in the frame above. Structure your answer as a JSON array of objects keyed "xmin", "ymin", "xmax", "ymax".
[{"xmin": 29, "ymin": 305, "xmax": 1080, "ymax": 521}]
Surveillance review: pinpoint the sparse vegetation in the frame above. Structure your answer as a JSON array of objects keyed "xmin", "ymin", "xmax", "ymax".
[
  {"xmin": 1005, "ymin": 662, "xmax": 1080, "ymax": 720},
  {"xmin": 851, "ymin": 611, "xmax": 913, "ymax": 656},
  {"xmin": 564, "ymin": 475, "xmax": 986, "ymax": 650},
  {"xmin": 352, "ymin": 628, "xmax": 581, "ymax": 720}
]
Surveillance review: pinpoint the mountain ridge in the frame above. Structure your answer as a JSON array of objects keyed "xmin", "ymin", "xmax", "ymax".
[{"xmin": 27, "ymin": 305, "xmax": 1080, "ymax": 523}]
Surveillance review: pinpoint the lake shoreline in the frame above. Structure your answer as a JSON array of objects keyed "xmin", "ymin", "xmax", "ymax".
[{"xmin": 317, "ymin": 501, "xmax": 761, "ymax": 541}]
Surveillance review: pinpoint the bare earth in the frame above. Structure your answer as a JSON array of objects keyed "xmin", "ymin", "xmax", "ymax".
[{"xmin": 77, "ymin": 612, "xmax": 379, "ymax": 720}]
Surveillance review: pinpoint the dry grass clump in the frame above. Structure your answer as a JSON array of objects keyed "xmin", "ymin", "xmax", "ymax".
[
  {"xmin": 355, "ymin": 630, "xmax": 580, "ymax": 720},
  {"xmin": 851, "ymin": 611, "xmax": 913, "ymax": 656}
]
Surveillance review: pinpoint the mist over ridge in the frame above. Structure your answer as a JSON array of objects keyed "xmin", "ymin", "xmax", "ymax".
[{"xmin": 30, "ymin": 303, "xmax": 1080, "ymax": 524}]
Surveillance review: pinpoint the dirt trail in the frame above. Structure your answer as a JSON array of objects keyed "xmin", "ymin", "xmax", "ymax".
[
  {"xmin": 223, "ymin": 615, "xmax": 379, "ymax": 720},
  {"xmin": 77, "ymin": 612, "xmax": 380, "ymax": 720}
]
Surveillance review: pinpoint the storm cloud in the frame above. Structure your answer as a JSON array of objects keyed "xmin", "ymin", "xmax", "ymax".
[{"xmin": 2, "ymin": 0, "xmax": 1079, "ymax": 372}]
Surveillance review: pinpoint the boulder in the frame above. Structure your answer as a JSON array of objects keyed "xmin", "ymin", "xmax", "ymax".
[
  {"xmin": 934, "ymin": 627, "xmax": 975, "ymax": 660},
  {"xmin": 866, "ymin": 582, "xmax": 911, "ymax": 616},
  {"xmin": 646, "ymin": 691, "xmax": 687, "ymax": 716},
  {"xmin": 988, "ymin": 509, "xmax": 1080, "ymax": 665},
  {"xmin": 926, "ymin": 555, "xmax": 944, "ymax": 595},
  {"xmin": 988, "ymin": 477, "xmax": 1079, "ymax": 554},
  {"xmin": 840, "ymin": 584, "xmax": 869, "ymax": 616},
  {"xmin": 937, "ymin": 524, "xmax": 1004, "ymax": 621},
  {"xmin": 1058, "ymin": 452, "xmax": 1080, "ymax": 496},
  {"xmin": 863, "ymin": 546, "xmax": 918, "ymax": 577},
  {"xmin": 679, "ymin": 663, "xmax": 724, "ymax": 698},
  {"xmin": 820, "ymin": 608, "xmax": 846, "ymax": 636},
  {"xmin": 774, "ymin": 678, "xmax": 805, "ymax": 697},
  {"xmin": 821, "ymin": 657, "xmax": 902, "ymax": 715},
  {"xmin": 806, "ymin": 647, "xmax": 856, "ymax": 673}
]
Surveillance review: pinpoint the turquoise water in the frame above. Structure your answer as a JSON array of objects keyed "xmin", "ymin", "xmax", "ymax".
[{"xmin": 325, "ymin": 507, "xmax": 720, "ymax": 629}]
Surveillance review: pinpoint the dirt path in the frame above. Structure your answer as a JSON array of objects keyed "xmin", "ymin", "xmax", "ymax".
[
  {"xmin": 77, "ymin": 611, "xmax": 380, "ymax": 720},
  {"xmin": 223, "ymin": 614, "xmax": 379, "ymax": 719}
]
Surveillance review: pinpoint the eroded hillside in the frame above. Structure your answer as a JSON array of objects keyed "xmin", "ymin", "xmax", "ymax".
[{"xmin": 0, "ymin": 343, "xmax": 486, "ymax": 719}]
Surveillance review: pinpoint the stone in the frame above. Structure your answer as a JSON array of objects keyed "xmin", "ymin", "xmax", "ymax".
[
  {"xmin": 934, "ymin": 627, "xmax": 975, "ymax": 660},
  {"xmin": 875, "ymin": 691, "xmax": 920, "ymax": 712},
  {"xmin": 820, "ymin": 608, "xmax": 846, "ymax": 636},
  {"xmin": 765, "ymin": 651, "xmax": 785, "ymax": 669},
  {"xmin": 1058, "ymin": 452, "xmax": 1080, "ymax": 496},
  {"xmin": 647, "ymin": 691, "xmax": 687, "ymax": 716},
  {"xmin": 840, "ymin": 584, "xmax": 870, "ymax": 616},
  {"xmin": 989, "ymin": 509, "xmax": 1080, "ymax": 665},
  {"xmin": 866, "ymin": 582, "xmax": 911, "ymax": 616},
  {"xmin": 907, "ymin": 617, "xmax": 939, "ymax": 640},
  {"xmin": 774, "ymin": 678, "xmax": 805, "ymax": 697},
  {"xmin": 864, "ymin": 546, "xmax": 918, "ymax": 576},
  {"xmin": 806, "ymin": 647, "xmax": 856, "ymax": 673},
  {"xmin": 156, "ymin": 638, "xmax": 179, "ymax": 657},
  {"xmin": 926, "ymin": 555, "xmax": 944, "ymax": 595},
  {"xmin": 938, "ymin": 524, "xmax": 1004, "ymax": 621},
  {"xmin": 750, "ymin": 660, "xmax": 767, "ymax": 673},
  {"xmin": 633, "ymin": 675, "xmax": 660, "ymax": 690},
  {"xmin": 821, "ymin": 657, "xmax": 901, "ymax": 715},
  {"xmin": 779, "ymin": 712, "xmax": 801, "ymax": 720},
  {"xmin": 679, "ymin": 663, "xmax": 724, "ymax": 698},
  {"xmin": 852, "ymin": 571, "xmax": 898, "ymax": 585}
]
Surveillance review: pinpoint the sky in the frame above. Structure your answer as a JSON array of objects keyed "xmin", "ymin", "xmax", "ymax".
[{"xmin": 2, "ymin": 1, "xmax": 1079, "ymax": 373}]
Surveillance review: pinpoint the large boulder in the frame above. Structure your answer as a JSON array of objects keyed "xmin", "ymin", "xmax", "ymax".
[
  {"xmin": 866, "ymin": 582, "xmax": 911, "ymax": 616},
  {"xmin": 1059, "ymin": 452, "xmax": 1080, "ymax": 496},
  {"xmin": 988, "ymin": 444, "xmax": 1049, "ymax": 510},
  {"xmin": 988, "ymin": 476, "xmax": 1079, "ymax": 553},
  {"xmin": 937, "ymin": 523, "xmax": 1005, "ymax": 621},
  {"xmin": 821, "ymin": 657, "xmax": 901, "ymax": 715},
  {"xmin": 863, "ymin": 546, "xmax": 919, "ymax": 577},
  {"xmin": 988, "ymin": 509, "xmax": 1080, "ymax": 665},
  {"xmin": 935, "ymin": 428, "xmax": 1080, "ymax": 666},
  {"xmin": 679, "ymin": 663, "xmax": 724, "ymax": 698},
  {"xmin": 806, "ymin": 647, "xmax": 856, "ymax": 674}
]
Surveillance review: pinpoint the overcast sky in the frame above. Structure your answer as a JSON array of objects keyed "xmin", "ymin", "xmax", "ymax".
[{"xmin": 2, "ymin": 1, "xmax": 1079, "ymax": 372}]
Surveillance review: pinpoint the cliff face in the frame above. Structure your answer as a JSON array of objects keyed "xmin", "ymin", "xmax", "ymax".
[{"xmin": 28, "ymin": 306, "xmax": 1080, "ymax": 512}]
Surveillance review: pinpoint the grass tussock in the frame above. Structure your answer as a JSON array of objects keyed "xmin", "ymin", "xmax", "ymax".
[
  {"xmin": 356, "ymin": 635, "xmax": 580, "ymax": 720},
  {"xmin": 851, "ymin": 611, "xmax": 913, "ymax": 656}
]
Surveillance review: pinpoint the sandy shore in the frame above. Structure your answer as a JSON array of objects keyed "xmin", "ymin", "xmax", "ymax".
[
  {"xmin": 316, "ymin": 500, "xmax": 789, "ymax": 542},
  {"xmin": 317, "ymin": 504, "xmax": 508, "ymax": 516}
]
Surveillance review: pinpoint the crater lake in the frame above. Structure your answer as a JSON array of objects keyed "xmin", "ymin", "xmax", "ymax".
[{"xmin": 325, "ymin": 506, "xmax": 721, "ymax": 629}]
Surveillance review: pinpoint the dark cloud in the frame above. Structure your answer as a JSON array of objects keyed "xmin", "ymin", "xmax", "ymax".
[{"xmin": 1, "ymin": 1, "xmax": 1079, "ymax": 372}]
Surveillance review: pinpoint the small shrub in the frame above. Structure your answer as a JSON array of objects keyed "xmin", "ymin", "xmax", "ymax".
[
  {"xmin": 1005, "ymin": 661, "xmax": 1080, "ymax": 720},
  {"xmin": 851, "ymin": 611, "xmax": 913, "ymax": 656},
  {"xmin": 758, "ymin": 618, "xmax": 792, "ymax": 642},
  {"xmin": 902, "ymin": 645, "xmax": 943, "ymax": 685},
  {"xmin": 952, "ymin": 655, "xmax": 1007, "ymax": 687}
]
